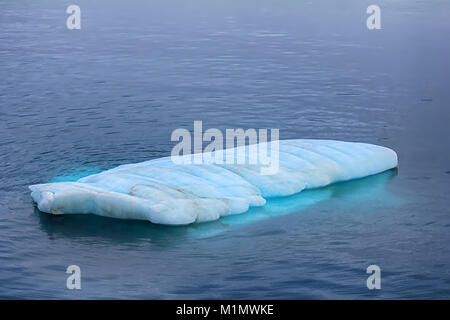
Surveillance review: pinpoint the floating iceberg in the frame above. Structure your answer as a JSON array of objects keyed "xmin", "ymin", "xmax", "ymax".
[{"xmin": 29, "ymin": 139, "xmax": 398, "ymax": 225}]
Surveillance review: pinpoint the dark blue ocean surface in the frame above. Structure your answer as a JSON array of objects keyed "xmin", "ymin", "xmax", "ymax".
[{"xmin": 1, "ymin": 0, "xmax": 450, "ymax": 299}]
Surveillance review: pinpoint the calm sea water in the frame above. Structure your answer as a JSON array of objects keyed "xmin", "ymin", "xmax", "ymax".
[{"xmin": 1, "ymin": 0, "xmax": 450, "ymax": 299}]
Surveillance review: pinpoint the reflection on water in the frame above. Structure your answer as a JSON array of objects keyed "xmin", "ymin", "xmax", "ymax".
[{"xmin": 37, "ymin": 169, "xmax": 398, "ymax": 243}]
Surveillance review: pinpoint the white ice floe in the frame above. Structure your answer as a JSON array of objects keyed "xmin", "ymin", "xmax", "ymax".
[{"xmin": 29, "ymin": 139, "xmax": 398, "ymax": 225}]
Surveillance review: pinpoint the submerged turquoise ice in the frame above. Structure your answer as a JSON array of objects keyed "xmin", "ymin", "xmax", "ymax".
[{"xmin": 29, "ymin": 139, "xmax": 398, "ymax": 225}]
